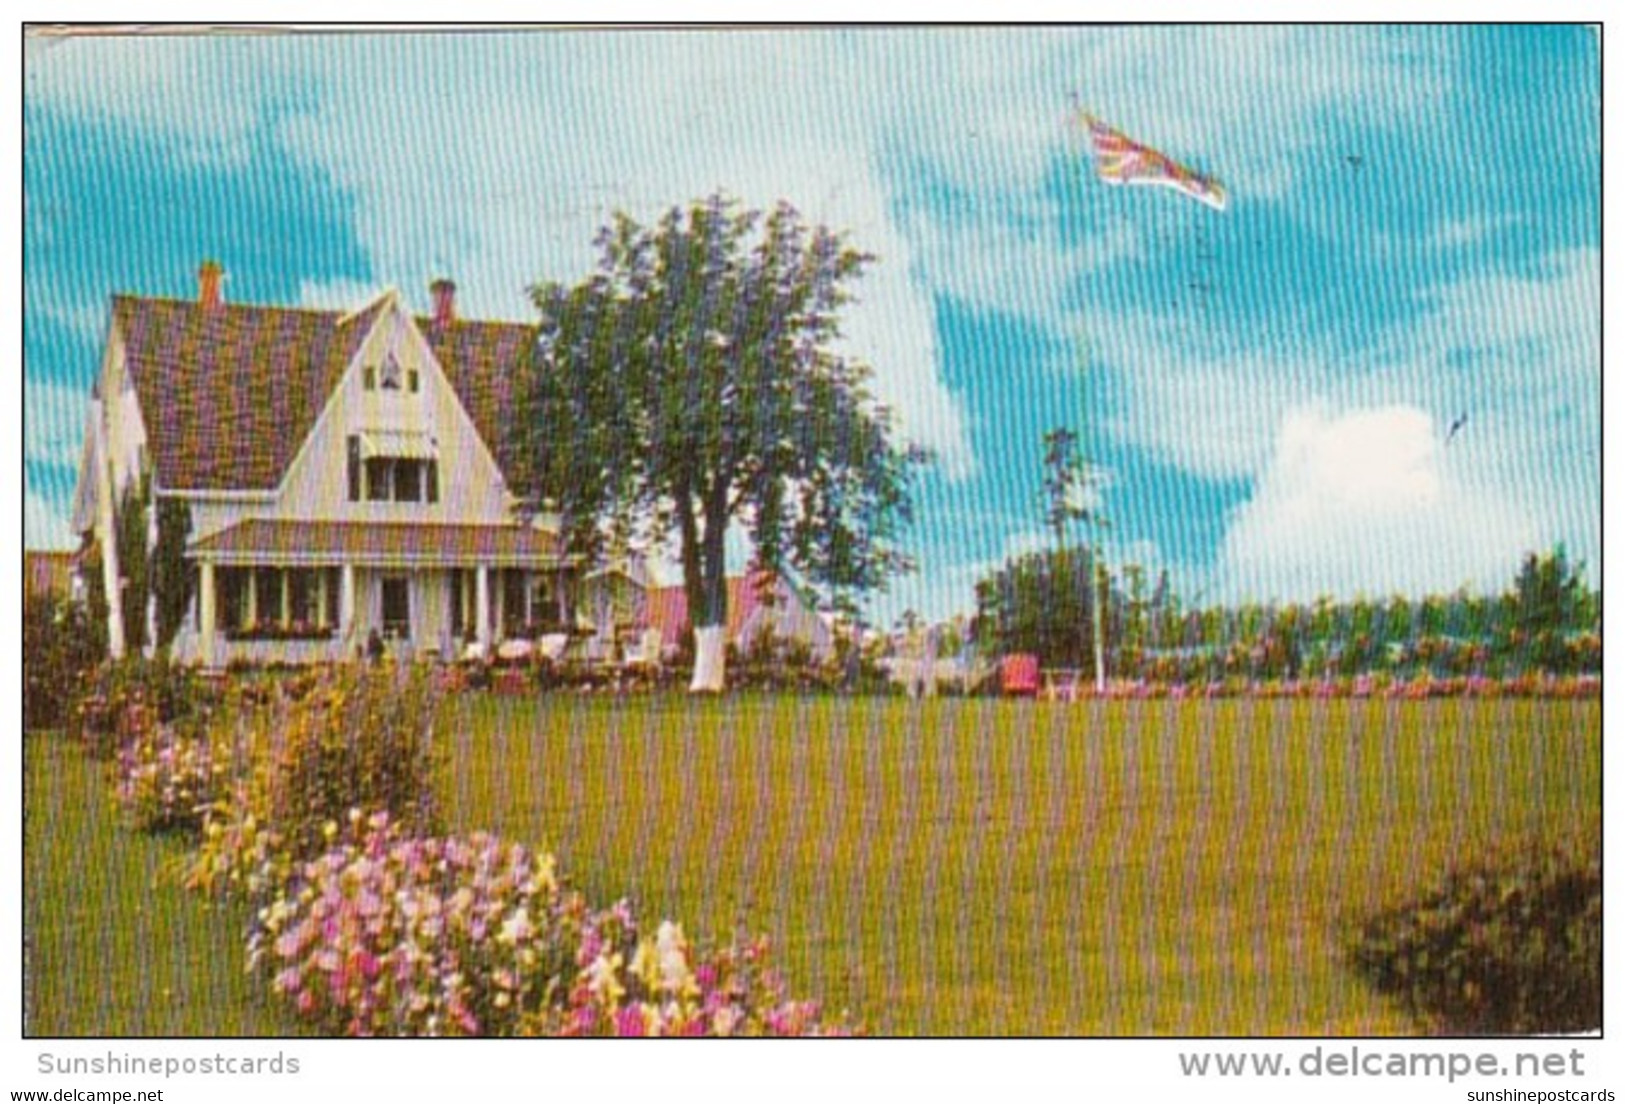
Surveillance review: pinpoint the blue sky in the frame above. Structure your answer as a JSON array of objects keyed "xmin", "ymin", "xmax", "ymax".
[{"xmin": 23, "ymin": 26, "xmax": 1600, "ymax": 623}]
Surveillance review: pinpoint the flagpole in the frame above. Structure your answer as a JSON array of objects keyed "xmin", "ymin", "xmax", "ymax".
[
  {"xmin": 1070, "ymin": 105, "xmax": 1228, "ymax": 695},
  {"xmin": 1068, "ymin": 97, "xmax": 1108, "ymax": 696}
]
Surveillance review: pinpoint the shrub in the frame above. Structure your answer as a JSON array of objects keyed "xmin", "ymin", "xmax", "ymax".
[
  {"xmin": 1345, "ymin": 834, "xmax": 1600, "ymax": 1034},
  {"xmin": 266, "ymin": 663, "xmax": 445, "ymax": 864},
  {"xmin": 731, "ymin": 634, "xmax": 824, "ymax": 692},
  {"xmin": 75, "ymin": 657, "xmax": 205, "ymax": 759},
  {"xmin": 23, "ymin": 593, "xmax": 106, "ymax": 733},
  {"xmin": 187, "ymin": 777, "xmax": 289, "ymax": 901},
  {"xmin": 115, "ymin": 723, "xmax": 235, "ymax": 834},
  {"xmin": 185, "ymin": 665, "xmax": 442, "ymax": 899}
]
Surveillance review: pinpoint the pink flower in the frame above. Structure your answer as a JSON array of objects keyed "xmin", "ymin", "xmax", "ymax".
[
  {"xmin": 354, "ymin": 950, "xmax": 382, "ymax": 980},
  {"xmin": 615, "ymin": 1004, "xmax": 649, "ymax": 1037}
]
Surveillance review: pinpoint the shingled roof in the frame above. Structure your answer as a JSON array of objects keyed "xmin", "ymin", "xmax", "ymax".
[
  {"xmin": 113, "ymin": 295, "xmax": 537, "ymax": 493},
  {"xmin": 188, "ymin": 518, "xmax": 562, "ymax": 566},
  {"xmin": 416, "ymin": 315, "xmax": 536, "ymax": 485}
]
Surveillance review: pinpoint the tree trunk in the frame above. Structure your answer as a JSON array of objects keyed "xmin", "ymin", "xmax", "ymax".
[
  {"xmin": 684, "ymin": 483, "xmax": 731, "ymax": 693},
  {"xmin": 690, "ymin": 625, "xmax": 726, "ymax": 693},
  {"xmin": 676, "ymin": 491, "xmax": 703, "ymax": 655}
]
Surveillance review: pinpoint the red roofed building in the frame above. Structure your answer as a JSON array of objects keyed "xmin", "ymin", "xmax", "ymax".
[
  {"xmin": 71, "ymin": 267, "xmax": 580, "ymax": 668},
  {"xmin": 646, "ymin": 572, "xmax": 833, "ymax": 661}
]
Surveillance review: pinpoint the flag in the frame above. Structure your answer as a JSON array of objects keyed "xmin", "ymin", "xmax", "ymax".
[{"xmin": 1080, "ymin": 113, "xmax": 1228, "ymax": 212}]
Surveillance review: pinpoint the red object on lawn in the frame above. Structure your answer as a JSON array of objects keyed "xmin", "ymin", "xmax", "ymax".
[
  {"xmin": 494, "ymin": 668, "xmax": 529, "ymax": 696},
  {"xmin": 1001, "ymin": 654, "xmax": 1040, "ymax": 697}
]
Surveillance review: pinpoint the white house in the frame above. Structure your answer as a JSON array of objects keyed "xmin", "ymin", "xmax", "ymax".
[{"xmin": 71, "ymin": 265, "xmax": 584, "ymax": 668}]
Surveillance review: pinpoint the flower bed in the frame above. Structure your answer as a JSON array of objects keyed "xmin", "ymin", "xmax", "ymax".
[
  {"xmin": 116, "ymin": 724, "xmax": 233, "ymax": 834},
  {"xmin": 108, "ymin": 664, "xmax": 859, "ymax": 1037},
  {"xmin": 1046, "ymin": 674, "xmax": 1600, "ymax": 702},
  {"xmin": 247, "ymin": 812, "xmax": 850, "ymax": 1037}
]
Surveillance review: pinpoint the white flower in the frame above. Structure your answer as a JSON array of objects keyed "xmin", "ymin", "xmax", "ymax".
[
  {"xmin": 655, "ymin": 921, "xmax": 697, "ymax": 998},
  {"xmin": 498, "ymin": 906, "xmax": 534, "ymax": 946}
]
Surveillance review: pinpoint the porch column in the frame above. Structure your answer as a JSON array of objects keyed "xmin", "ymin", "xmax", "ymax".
[
  {"xmin": 341, "ymin": 562, "xmax": 357, "ymax": 651},
  {"xmin": 199, "ymin": 560, "xmax": 217, "ymax": 670},
  {"xmin": 94, "ymin": 399, "xmax": 125, "ymax": 660},
  {"xmin": 476, "ymin": 565, "xmax": 492, "ymax": 651}
]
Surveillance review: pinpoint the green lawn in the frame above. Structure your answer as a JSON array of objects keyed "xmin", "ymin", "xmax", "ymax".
[
  {"xmin": 25, "ymin": 695, "xmax": 1600, "ymax": 1036},
  {"xmin": 23, "ymin": 735, "xmax": 301, "ymax": 1036},
  {"xmin": 443, "ymin": 694, "xmax": 1600, "ymax": 1036}
]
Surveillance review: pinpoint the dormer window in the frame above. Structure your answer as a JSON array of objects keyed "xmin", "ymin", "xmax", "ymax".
[
  {"xmin": 363, "ymin": 366, "xmax": 376, "ymax": 390},
  {"xmin": 349, "ymin": 429, "xmax": 439, "ymax": 503},
  {"xmin": 380, "ymin": 353, "xmax": 403, "ymax": 390},
  {"xmin": 408, "ymin": 368, "xmax": 420, "ymax": 393}
]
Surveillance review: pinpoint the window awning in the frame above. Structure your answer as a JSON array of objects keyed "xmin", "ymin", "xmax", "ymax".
[{"xmin": 359, "ymin": 429, "xmax": 437, "ymax": 461}]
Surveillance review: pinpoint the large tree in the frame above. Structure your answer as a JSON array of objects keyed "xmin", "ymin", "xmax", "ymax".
[
  {"xmin": 973, "ymin": 546, "xmax": 1117, "ymax": 671},
  {"xmin": 514, "ymin": 194, "xmax": 926, "ymax": 690},
  {"xmin": 1503, "ymin": 546, "xmax": 1595, "ymax": 672}
]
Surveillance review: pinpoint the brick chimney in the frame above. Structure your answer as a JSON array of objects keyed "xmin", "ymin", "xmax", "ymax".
[
  {"xmin": 198, "ymin": 260, "xmax": 223, "ymax": 309},
  {"xmin": 430, "ymin": 278, "xmax": 456, "ymax": 329}
]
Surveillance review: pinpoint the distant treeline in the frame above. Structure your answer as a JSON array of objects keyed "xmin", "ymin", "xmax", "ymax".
[{"xmin": 974, "ymin": 547, "xmax": 1601, "ymax": 680}]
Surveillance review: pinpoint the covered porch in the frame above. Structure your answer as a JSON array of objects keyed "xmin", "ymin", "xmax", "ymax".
[{"xmin": 180, "ymin": 519, "xmax": 572, "ymax": 669}]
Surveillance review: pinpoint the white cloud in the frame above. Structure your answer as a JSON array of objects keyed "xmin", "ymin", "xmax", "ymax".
[
  {"xmin": 25, "ymin": 33, "xmax": 301, "ymax": 165},
  {"xmin": 26, "ymin": 378, "xmax": 90, "ymax": 470},
  {"xmin": 1423, "ymin": 215, "xmax": 1519, "ymax": 251},
  {"xmin": 32, "ymin": 295, "xmax": 106, "ymax": 343},
  {"xmin": 297, "ymin": 277, "xmax": 381, "ymax": 312},
  {"xmin": 1401, "ymin": 248, "xmax": 1600, "ymax": 571},
  {"xmin": 901, "ymin": 202, "xmax": 1136, "ymax": 326},
  {"xmin": 1213, "ymin": 405, "xmax": 1539, "ymax": 602},
  {"xmin": 1096, "ymin": 244, "xmax": 1598, "ymax": 599},
  {"xmin": 1412, "ymin": 248, "xmax": 1599, "ymax": 381},
  {"xmin": 1094, "ymin": 308, "xmax": 1332, "ymax": 481},
  {"xmin": 25, "ymin": 486, "xmax": 76, "ymax": 550}
]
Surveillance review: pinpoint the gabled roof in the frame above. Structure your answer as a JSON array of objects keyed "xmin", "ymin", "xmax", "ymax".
[
  {"xmin": 112, "ymin": 294, "xmax": 536, "ymax": 493},
  {"xmin": 417, "ymin": 316, "xmax": 536, "ymax": 487},
  {"xmin": 645, "ymin": 572, "xmax": 810, "ymax": 648}
]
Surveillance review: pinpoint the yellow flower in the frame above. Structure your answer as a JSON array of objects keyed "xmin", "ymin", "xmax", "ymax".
[
  {"xmin": 536, "ymin": 852, "xmax": 558, "ymax": 894},
  {"xmin": 585, "ymin": 953, "xmax": 625, "ymax": 1007},
  {"xmin": 631, "ymin": 938, "xmax": 658, "ymax": 992}
]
